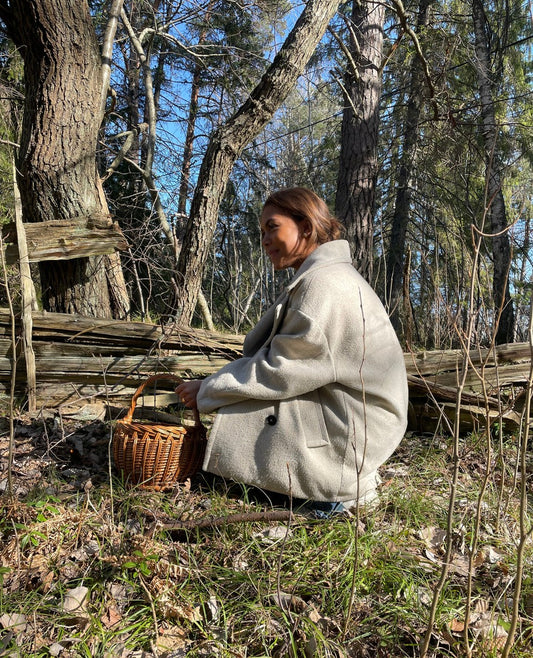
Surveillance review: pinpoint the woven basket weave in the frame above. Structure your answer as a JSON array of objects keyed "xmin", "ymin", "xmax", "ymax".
[{"xmin": 113, "ymin": 374, "xmax": 207, "ymax": 490}]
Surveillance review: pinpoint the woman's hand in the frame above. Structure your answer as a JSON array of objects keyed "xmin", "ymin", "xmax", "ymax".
[{"xmin": 175, "ymin": 379, "xmax": 202, "ymax": 409}]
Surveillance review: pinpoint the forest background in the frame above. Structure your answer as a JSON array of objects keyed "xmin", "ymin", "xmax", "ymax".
[
  {"xmin": 0, "ymin": 2, "xmax": 531, "ymax": 657},
  {"xmin": 0, "ymin": 0, "xmax": 531, "ymax": 352}
]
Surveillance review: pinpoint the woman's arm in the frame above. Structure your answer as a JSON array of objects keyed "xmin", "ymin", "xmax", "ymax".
[{"xmin": 196, "ymin": 306, "xmax": 336, "ymax": 413}]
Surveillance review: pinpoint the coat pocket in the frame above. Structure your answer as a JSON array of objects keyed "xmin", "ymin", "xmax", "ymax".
[{"xmin": 297, "ymin": 390, "xmax": 330, "ymax": 448}]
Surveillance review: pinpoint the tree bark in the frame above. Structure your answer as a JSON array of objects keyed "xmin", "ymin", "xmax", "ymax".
[
  {"xmin": 170, "ymin": 0, "xmax": 343, "ymax": 326},
  {"xmin": 386, "ymin": 0, "xmax": 434, "ymax": 339},
  {"xmin": 472, "ymin": 0, "xmax": 515, "ymax": 344},
  {"xmin": 0, "ymin": 0, "xmax": 130, "ymax": 319},
  {"xmin": 334, "ymin": 0, "xmax": 385, "ymax": 283}
]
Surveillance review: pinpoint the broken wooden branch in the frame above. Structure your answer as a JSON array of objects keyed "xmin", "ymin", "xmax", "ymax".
[
  {"xmin": 2, "ymin": 216, "xmax": 128, "ymax": 263},
  {"xmin": 148, "ymin": 510, "xmax": 293, "ymax": 537}
]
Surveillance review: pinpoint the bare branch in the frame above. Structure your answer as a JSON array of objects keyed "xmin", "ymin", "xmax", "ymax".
[
  {"xmin": 328, "ymin": 26, "xmax": 360, "ymax": 82},
  {"xmin": 120, "ymin": 8, "xmax": 157, "ymax": 176},
  {"xmin": 100, "ymin": 0, "xmax": 125, "ymax": 118},
  {"xmin": 389, "ymin": 0, "xmax": 439, "ymax": 119},
  {"xmin": 149, "ymin": 510, "xmax": 294, "ymax": 536}
]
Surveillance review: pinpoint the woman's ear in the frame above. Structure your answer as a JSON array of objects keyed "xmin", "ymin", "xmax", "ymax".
[{"xmin": 301, "ymin": 219, "xmax": 312, "ymax": 238}]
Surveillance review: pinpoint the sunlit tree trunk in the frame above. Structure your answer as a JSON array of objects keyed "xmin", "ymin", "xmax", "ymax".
[
  {"xmin": 0, "ymin": 0, "xmax": 130, "ymax": 318},
  {"xmin": 335, "ymin": 0, "xmax": 385, "ymax": 282}
]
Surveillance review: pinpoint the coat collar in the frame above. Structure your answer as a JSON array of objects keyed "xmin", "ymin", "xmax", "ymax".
[
  {"xmin": 242, "ymin": 241, "xmax": 352, "ymax": 356},
  {"xmin": 286, "ymin": 239, "xmax": 352, "ymax": 292}
]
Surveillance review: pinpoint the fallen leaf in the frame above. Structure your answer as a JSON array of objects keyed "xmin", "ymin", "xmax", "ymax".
[
  {"xmin": 60, "ymin": 403, "xmax": 106, "ymax": 421},
  {"xmin": 268, "ymin": 592, "xmax": 308, "ymax": 614},
  {"xmin": 448, "ymin": 554, "xmax": 471, "ymax": 578},
  {"xmin": 0, "ymin": 613, "xmax": 27, "ymax": 633},
  {"xmin": 62, "ymin": 585, "xmax": 89, "ymax": 613},
  {"xmin": 382, "ymin": 465, "xmax": 409, "ymax": 478},
  {"xmin": 486, "ymin": 546, "xmax": 505, "ymax": 564},
  {"xmin": 106, "ymin": 581, "xmax": 131, "ymax": 608},
  {"xmin": 418, "ymin": 526, "xmax": 447, "ymax": 550},
  {"xmin": 423, "ymin": 549, "xmax": 438, "ymax": 562},
  {"xmin": 471, "ymin": 611, "xmax": 509, "ymax": 651},
  {"xmin": 49, "ymin": 642, "xmax": 65, "ymax": 657},
  {"xmin": 474, "ymin": 599, "xmax": 489, "ymax": 613},
  {"xmin": 254, "ymin": 525, "xmax": 292, "ymax": 543},
  {"xmin": 156, "ymin": 625, "xmax": 188, "ymax": 652},
  {"xmin": 101, "ymin": 605, "xmax": 122, "ymax": 629},
  {"xmin": 42, "ymin": 570, "xmax": 55, "ymax": 592},
  {"xmin": 417, "ymin": 587, "xmax": 432, "ymax": 606},
  {"xmin": 307, "ymin": 606, "xmax": 322, "ymax": 624},
  {"xmin": 205, "ymin": 595, "xmax": 219, "ymax": 622},
  {"xmin": 449, "ymin": 618, "xmax": 465, "ymax": 633},
  {"xmin": 473, "ymin": 551, "xmax": 485, "ymax": 567},
  {"xmin": 232, "ymin": 556, "xmax": 249, "ymax": 571},
  {"xmin": 169, "ymin": 603, "xmax": 202, "ymax": 624}
]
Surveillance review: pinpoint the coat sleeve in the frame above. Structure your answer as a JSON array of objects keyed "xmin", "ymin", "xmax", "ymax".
[{"xmin": 197, "ymin": 305, "xmax": 336, "ymax": 413}]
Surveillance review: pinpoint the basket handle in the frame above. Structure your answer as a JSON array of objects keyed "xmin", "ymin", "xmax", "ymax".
[{"xmin": 124, "ymin": 373, "xmax": 202, "ymax": 427}]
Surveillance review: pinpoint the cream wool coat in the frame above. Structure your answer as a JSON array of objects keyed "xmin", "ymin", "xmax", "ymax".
[{"xmin": 197, "ymin": 240, "xmax": 408, "ymax": 502}]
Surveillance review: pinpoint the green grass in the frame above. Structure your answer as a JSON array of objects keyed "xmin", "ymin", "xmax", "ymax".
[{"xmin": 0, "ymin": 427, "xmax": 532, "ymax": 657}]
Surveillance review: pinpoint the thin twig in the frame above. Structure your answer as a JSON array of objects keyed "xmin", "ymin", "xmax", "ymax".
[
  {"xmin": 501, "ymin": 287, "xmax": 533, "ymax": 657},
  {"xmin": 343, "ymin": 289, "xmax": 368, "ymax": 639},
  {"xmin": 389, "ymin": 0, "xmax": 439, "ymax": 119},
  {"xmin": 420, "ymin": 224, "xmax": 484, "ymax": 657},
  {"xmin": 0, "ymin": 231, "xmax": 16, "ymax": 500},
  {"xmin": 276, "ymin": 467, "xmax": 294, "ymax": 611},
  {"xmin": 138, "ymin": 575, "xmax": 159, "ymax": 642}
]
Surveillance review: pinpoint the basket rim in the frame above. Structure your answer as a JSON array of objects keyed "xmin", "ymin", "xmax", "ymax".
[{"xmin": 122, "ymin": 373, "xmax": 204, "ymax": 431}]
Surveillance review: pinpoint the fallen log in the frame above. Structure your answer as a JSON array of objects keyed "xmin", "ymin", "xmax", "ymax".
[
  {"xmin": 0, "ymin": 309, "xmax": 244, "ymax": 356},
  {"xmin": 0, "ymin": 310, "xmax": 244, "ymax": 406},
  {"xmin": 0, "ymin": 309, "xmax": 530, "ymax": 432},
  {"xmin": 405, "ymin": 345, "xmax": 530, "ymax": 432}
]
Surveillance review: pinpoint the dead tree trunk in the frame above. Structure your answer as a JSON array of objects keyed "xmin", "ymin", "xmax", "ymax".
[{"xmin": 169, "ymin": 0, "xmax": 343, "ymax": 326}]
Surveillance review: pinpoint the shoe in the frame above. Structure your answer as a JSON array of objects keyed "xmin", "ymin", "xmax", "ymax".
[
  {"xmin": 303, "ymin": 489, "xmax": 380, "ymax": 519},
  {"xmin": 300, "ymin": 500, "xmax": 347, "ymax": 519}
]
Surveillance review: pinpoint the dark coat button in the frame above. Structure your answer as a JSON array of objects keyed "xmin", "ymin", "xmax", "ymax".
[{"xmin": 266, "ymin": 415, "xmax": 277, "ymax": 426}]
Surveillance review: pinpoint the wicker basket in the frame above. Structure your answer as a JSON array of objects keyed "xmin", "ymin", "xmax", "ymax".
[{"xmin": 113, "ymin": 374, "xmax": 207, "ymax": 491}]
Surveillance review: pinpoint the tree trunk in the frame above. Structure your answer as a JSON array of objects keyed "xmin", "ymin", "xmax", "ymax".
[
  {"xmin": 334, "ymin": 0, "xmax": 385, "ymax": 283},
  {"xmin": 385, "ymin": 0, "xmax": 433, "ymax": 340},
  {"xmin": 0, "ymin": 0, "xmax": 130, "ymax": 319},
  {"xmin": 472, "ymin": 0, "xmax": 515, "ymax": 344},
  {"xmin": 170, "ymin": 0, "xmax": 343, "ymax": 326}
]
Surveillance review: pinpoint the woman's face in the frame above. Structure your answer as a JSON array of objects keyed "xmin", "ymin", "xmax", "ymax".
[{"xmin": 260, "ymin": 204, "xmax": 317, "ymax": 271}]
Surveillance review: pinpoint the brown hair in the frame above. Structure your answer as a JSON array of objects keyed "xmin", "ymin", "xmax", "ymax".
[{"xmin": 263, "ymin": 187, "xmax": 342, "ymax": 245}]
